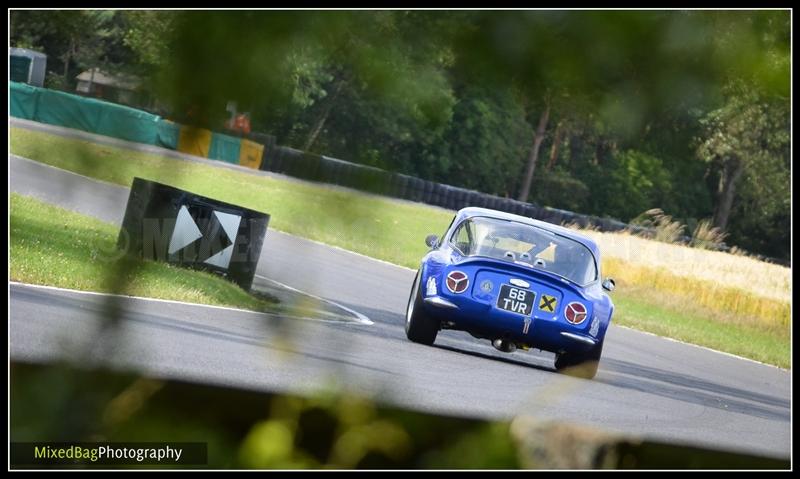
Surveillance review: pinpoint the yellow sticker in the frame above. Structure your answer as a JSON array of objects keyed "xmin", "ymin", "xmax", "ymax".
[{"xmin": 539, "ymin": 294, "xmax": 557, "ymax": 313}]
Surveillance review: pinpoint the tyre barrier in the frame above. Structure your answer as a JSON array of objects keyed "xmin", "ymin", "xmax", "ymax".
[
  {"xmin": 512, "ymin": 200, "xmax": 525, "ymax": 216},
  {"xmin": 352, "ymin": 166, "xmax": 369, "ymax": 191},
  {"xmin": 269, "ymin": 146, "xmax": 285, "ymax": 173},
  {"xmin": 419, "ymin": 180, "xmax": 432, "ymax": 204},
  {"xmin": 362, "ymin": 168, "xmax": 390, "ymax": 194},
  {"xmin": 407, "ymin": 177, "xmax": 421, "ymax": 202},
  {"xmin": 472, "ymin": 192, "xmax": 489, "ymax": 209},
  {"xmin": 522, "ymin": 204, "xmax": 539, "ymax": 219},
  {"xmin": 398, "ymin": 174, "xmax": 412, "ymax": 200},
  {"xmin": 499, "ymin": 198, "xmax": 515, "ymax": 215},
  {"xmin": 405, "ymin": 177, "xmax": 422, "ymax": 202},
  {"xmin": 327, "ymin": 158, "xmax": 346, "ymax": 186},
  {"xmin": 387, "ymin": 173, "xmax": 406, "ymax": 198},
  {"xmin": 258, "ymin": 147, "xmax": 272, "ymax": 171},
  {"xmin": 431, "ymin": 183, "xmax": 446, "ymax": 208},
  {"xmin": 260, "ymin": 145, "xmax": 277, "ymax": 172},
  {"xmin": 443, "ymin": 188, "xmax": 453, "ymax": 209},
  {"xmin": 319, "ymin": 156, "xmax": 337, "ymax": 184},
  {"xmin": 255, "ymin": 144, "xmax": 697, "ymax": 244},
  {"xmin": 459, "ymin": 190, "xmax": 472, "ymax": 209},
  {"xmin": 432, "ymin": 183, "xmax": 446, "ymax": 208},
  {"xmin": 302, "ymin": 153, "xmax": 323, "ymax": 182},
  {"xmin": 454, "ymin": 188, "xmax": 468, "ymax": 210},
  {"xmin": 340, "ymin": 162, "xmax": 359, "ymax": 188}
]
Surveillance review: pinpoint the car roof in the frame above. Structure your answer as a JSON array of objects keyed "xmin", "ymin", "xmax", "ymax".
[{"xmin": 454, "ymin": 207, "xmax": 601, "ymax": 260}]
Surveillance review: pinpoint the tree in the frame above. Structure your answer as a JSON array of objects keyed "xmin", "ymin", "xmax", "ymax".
[
  {"xmin": 696, "ymin": 81, "xmax": 789, "ymax": 231},
  {"xmin": 10, "ymin": 10, "xmax": 126, "ymax": 90},
  {"xmin": 121, "ymin": 11, "xmax": 177, "ymax": 76},
  {"xmin": 517, "ymin": 98, "xmax": 550, "ymax": 201}
]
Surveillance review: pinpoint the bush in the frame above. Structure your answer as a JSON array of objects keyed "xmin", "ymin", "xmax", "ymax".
[
  {"xmin": 630, "ymin": 208, "xmax": 686, "ymax": 244},
  {"xmin": 690, "ymin": 219, "xmax": 728, "ymax": 250}
]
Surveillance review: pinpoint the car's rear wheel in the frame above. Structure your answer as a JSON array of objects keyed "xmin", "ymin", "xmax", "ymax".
[
  {"xmin": 554, "ymin": 341, "xmax": 603, "ymax": 380},
  {"xmin": 405, "ymin": 271, "xmax": 440, "ymax": 345}
]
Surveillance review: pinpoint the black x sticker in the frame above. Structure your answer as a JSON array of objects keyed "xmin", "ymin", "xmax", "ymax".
[{"xmin": 539, "ymin": 294, "xmax": 557, "ymax": 313}]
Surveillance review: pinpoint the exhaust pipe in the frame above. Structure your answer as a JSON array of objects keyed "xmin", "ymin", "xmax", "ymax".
[{"xmin": 492, "ymin": 339, "xmax": 516, "ymax": 353}]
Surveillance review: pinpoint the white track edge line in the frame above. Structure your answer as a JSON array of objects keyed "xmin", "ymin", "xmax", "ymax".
[
  {"xmin": 9, "ymin": 281, "xmax": 369, "ymax": 326},
  {"xmin": 269, "ymin": 231, "xmax": 417, "ymax": 273},
  {"xmin": 254, "ymin": 274, "xmax": 373, "ymax": 325}
]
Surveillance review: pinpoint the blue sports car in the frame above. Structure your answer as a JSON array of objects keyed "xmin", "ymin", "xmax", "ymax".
[{"xmin": 405, "ymin": 207, "xmax": 616, "ymax": 379}]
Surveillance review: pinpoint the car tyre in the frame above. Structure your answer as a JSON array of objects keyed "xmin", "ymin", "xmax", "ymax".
[
  {"xmin": 405, "ymin": 271, "xmax": 440, "ymax": 345},
  {"xmin": 554, "ymin": 340, "xmax": 603, "ymax": 380}
]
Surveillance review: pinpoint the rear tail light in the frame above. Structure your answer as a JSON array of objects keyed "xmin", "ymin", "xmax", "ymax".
[
  {"xmin": 565, "ymin": 302, "xmax": 588, "ymax": 324},
  {"xmin": 445, "ymin": 271, "xmax": 469, "ymax": 293}
]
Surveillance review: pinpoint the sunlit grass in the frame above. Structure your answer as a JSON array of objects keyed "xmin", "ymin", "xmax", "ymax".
[
  {"xmin": 602, "ymin": 257, "xmax": 789, "ymax": 330},
  {"xmin": 10, "ymin": 193, "xmax": 279, "ymax": 313},
  {"xmin": 10, "ymin": 127, "xmax": 450, "ymax": 268},
  {"xmin": 580, "ymin": 229, "xmax": 790, "ymax": 303}
]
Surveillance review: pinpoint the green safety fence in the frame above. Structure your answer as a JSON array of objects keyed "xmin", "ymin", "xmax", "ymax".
[
  {"xmin": 10, "ymin": 81, "xmax": 265, "ymax": 171},
  {"xmin": 10, "ymin": 81, "xmax": 160, "ymax": 145},
  {"xmin": 156, "ymin": 120, "xmax": 181, "ymax": 150},
  {"xmin": 208, "ymin": 132, "xmax": 241, "ymax": 164},
  {"xmin": 10, "ymin": 82, "xmax": 39, "ymax": 120}
]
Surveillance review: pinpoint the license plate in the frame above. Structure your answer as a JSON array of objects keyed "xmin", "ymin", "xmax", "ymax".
[{"xmin": 496, "ymin": 285, "xmax": 535, "ymax": 316}]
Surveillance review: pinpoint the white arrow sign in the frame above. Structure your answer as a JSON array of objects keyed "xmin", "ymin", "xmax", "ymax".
[{"xmin": 168, "ymin": 205, "xmax": 204, "ymax": 254}]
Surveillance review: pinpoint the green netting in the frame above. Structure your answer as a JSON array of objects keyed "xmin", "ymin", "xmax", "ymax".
[
  {"xmin": 156, "ymin": 120, "xmax": 180, "ymax": 149},
  {"xmin": 10, "ymin": 82, "xmax": 39, "ymax": 120},
  {"xmin": 95, "ymin": 102, "xmax": 160, "ymax": 145},
  {"xmin": 10, "ymin": 82, "xmax": 160, "ymax": 145},
  {"xmin": 9, "ymin": 82, "xmax": 246, "ymax": 157},
  {"xmin": 208, "ymin": 132, "xmax": 241, "ymax": 164},
  {"xmin": 36, "ymin": 88, "xmax": 103, "ymax": 133}
]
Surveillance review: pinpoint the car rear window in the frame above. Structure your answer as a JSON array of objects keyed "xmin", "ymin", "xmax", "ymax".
[{"xmin": 449, "ymin": 216, "xmax": 598, "ymax": 286}]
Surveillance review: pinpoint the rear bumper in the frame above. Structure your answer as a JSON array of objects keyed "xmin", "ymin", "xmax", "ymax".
[{"xmin": 423, "ymin": 294, "xmax": 599, "ymax": 353}]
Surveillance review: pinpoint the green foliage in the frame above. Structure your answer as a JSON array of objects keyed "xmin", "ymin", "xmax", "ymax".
[
  {"xmin": 603, "ymin": 150, "xmax": 674, "ymax": 220},
  {"xmin": 531, "ymin": 170, "xmax": 591, "ymax": 213},
  {"xmin": 695, "ymin": 80, "xmax": 790, "ymax": 257},
  {"xmin": 11, "ymin": 363, "xmax": 522, "ymax": 469},
  {"xmin": 120, "ymin": 11, "xmax": 177, "ymax": 75},
  {"xmin": 431, "ymin": 85, "xmax": 531, "ymax": 195},
  {"xmin": 10, "ymin": 10, "xmax": 132, "ymax": 90}
]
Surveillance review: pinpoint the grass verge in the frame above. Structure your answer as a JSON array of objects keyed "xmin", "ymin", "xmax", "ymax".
[
  {"xmin": 10, "ymin": 126, "xmax": 790, "ymax": 368},
  {"xmin": 612, "ymin": 287, "xmax": 788, "ymax": 368},
  {"xmin": 10, "ymin": 127, "xmax": 451, "ymax": 268},
  {"xmin": 10, "ymin": 193, "xmax": 279, "ymax": 313}
]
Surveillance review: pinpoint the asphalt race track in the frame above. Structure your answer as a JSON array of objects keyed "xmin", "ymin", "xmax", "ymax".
[{"xmin": 9, "ymin": 152, "xmax": 791, "ymax": 459}]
